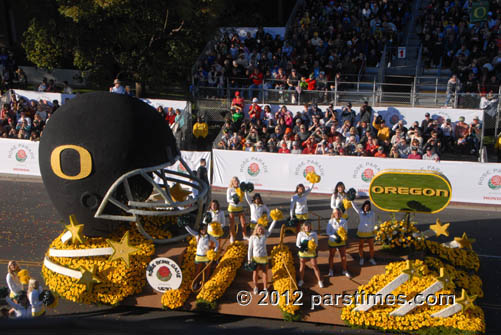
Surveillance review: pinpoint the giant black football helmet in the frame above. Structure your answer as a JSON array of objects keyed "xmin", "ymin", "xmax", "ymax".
[{"xmin": 39, "ymin": 92, "xmax": 208, "ymax": 240}]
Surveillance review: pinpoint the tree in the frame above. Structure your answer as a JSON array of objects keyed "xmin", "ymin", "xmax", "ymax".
[{"xmin": 22, "ymin": 0, "xmax": 224, "ymax": 97}]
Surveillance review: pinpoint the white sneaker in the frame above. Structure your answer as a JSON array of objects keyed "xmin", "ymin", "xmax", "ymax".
[
  {"xmin": 359, "ymin": 258, "xmax": 364, "ymax": 266},
  {"xmin": 343, "ymin": 270, "xmax": 352, "ymax": 278},
  {"xmin": 253, "ymin": 287, "xmax": 259, "ymax": 295},
  {"xmin": 230, "ymin": 236, "xmax": 235, "ymax": 244},
  {"xmin": 328, "ymin": 269, "xmax": 334, "ymax": 277},
  {"xmin": 369, "ymin": 258, "xmax": 376, "ymax": 265},
  {"xmin": 297, "ymin": 280, "xmax": 304, "ymax": 287},
  {"xmin": 318, "ymin": 280, "xmax": 324, "ymax": 288}
]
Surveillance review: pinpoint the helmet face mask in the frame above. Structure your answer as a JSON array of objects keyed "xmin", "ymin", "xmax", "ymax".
[{"xmin": 39, "ymin": 92, "xmax": 208, "ymax": 240}]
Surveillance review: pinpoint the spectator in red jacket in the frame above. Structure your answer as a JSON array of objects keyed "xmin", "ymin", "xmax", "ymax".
[
  {"xmin": 278, "ymin": 142, "xmax": 291, "ymax": 153},
  {"xmin": 248, "ymin": 98, "xmax": 262, "ymax": 122},
  {"xmin": 231, "ymin": 91, "xmax": 244, "ymax": 110},
  {"xmin": 248, "ymin": 67, "xmax": 263, "ymax": 100},
  {"xmin": 374, "ymin": 146, "xmax": 387, "ymax": 158},
  {"xmin": 305, "ymin": 74, "xmax": 316, "ymax": 90},
  {"xmin": 165, "ymin": 107, "xmax": 176, "ymax": 125}
]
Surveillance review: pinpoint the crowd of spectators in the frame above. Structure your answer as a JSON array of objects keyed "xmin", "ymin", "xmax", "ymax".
[
  {"xmin": 193, "ymin": 0, "xmax": 410, "ymax": 102},
  {"xmin": 418, "ymin": 0, "xmax": 501, "ymax": 99},
  {"xmin": 216, "ymin": 98, "xmax": 482, "ymax": 159},
  {"xmin": 0, "ymin": 94, "xmax": 60, "ymax": 141}
]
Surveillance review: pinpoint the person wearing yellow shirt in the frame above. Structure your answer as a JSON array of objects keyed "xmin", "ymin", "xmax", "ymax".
[{"xmin": 372, "ymin": 117, "xmax": 390, "ymax": 146}]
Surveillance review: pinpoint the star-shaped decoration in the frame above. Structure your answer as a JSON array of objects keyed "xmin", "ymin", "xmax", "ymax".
[
  {"xmin": 77, "ymin": 265, "xmax": 101, "ymax": 292},
  {"xmin": 430, "ymin": 219, "xmax": 450, "ymax": 237},
  {"xmin": 437, "ymin": 267, "xmax": 453, "ymax": 289},
  {"xmin": 169, "ymin": 183, "xmax": 191, "ymax": 202},
  {"xmin": 456, "ymin": 288, "xmax": 477, "ymax": 312},
  {"xmin": 402, "ymin": 260, "xmax": 422, "ymax": 279},
  {"xmin": 65, "ymin": 214, "xmax": 84, "ymax": 245},
  {"xmin": 454, "ymin": 232, "xmax": 476, "ymax": 250},
  {"xmin": 106, "ymin": 231, "xmax": 139, "ymax": 267}
]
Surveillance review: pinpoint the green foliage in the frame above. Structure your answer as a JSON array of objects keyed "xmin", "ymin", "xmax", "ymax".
[{"xmin": 22, "ymin": 0, "xmax": 225, "ymax": 90}]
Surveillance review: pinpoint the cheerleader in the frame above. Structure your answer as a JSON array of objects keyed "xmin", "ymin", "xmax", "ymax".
[
  {"xmin": 247, "ymin": 219, "xmax": 278, "ymax": 294},
  {"xmin": 290, "ymin": 183, "xmax": 313, "ymax": 230},
  {"xmin": 206, "ymin": 200, "xmax": 226, "ymax": 227},
  {"xmin": 6, "ymin": 261, "xmax": 22, "ymax": 299},
  {"xmin": 6, "ymin": 293, "xmax": 31, "ymax": 318},
  {"xmin": 326, "ymin": 208, "xmax": 351, "ymax": 278},
  {"xmin": 296, "ymin": 222, "xmax": 323, "ymax": 288},
  {"xmin": 330, "ymin": 182, "xmax": 347, "ymax": 210},
  {"xmin": 351, "ymin": 200, "xmax": 376, "ymax": 266},
  {"xmin": 184, "ymin": 223, "xmax": 219, "ymax": 289},
  {"xmin": 27, "ymin": 279, "xmax": 45, "ymax": 317},
  {"xmin": 227, "ymin": 176, "xmax": 247, "ymax": 242},
  {"xmin": 245, "ymin": 192, "xmax": 270, "ymax": 229}
]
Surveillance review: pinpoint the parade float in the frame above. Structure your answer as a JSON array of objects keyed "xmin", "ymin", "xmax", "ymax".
[{"xmin": 34, "ymin": 92, "xmax": 485, "ymax": 334}]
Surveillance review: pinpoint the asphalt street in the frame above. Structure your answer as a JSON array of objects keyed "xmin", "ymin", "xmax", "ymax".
[{"xmin": 0, "ymin": 178, "xmax": 500, "ymax": 334}]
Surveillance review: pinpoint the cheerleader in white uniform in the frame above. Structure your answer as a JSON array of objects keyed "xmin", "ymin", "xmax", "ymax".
[
  {"xmin": 326, "ymin": 208, "xmax": 351, "ymax": 278},
  {"xmin": 247, "ymin": 219, "xmax": 278, "ymax": 294},
  {"xmin": 6, "ymin": 293, "xmax": 31, "ymax": 319},
  {"xmin": 185, "ymin": 224, "xmax": 219, "ymax": 289},
  {"xmin": 290, "ymin": 183, "xmax": 313, "ymax": 231},
  {"xmin": 351, "ymin": 200, "xmax": 376, "ymax": 266},
  {"xmin": 27, "ymin": 279, "xmax": 45, "ymax": 317},
  {"xmin": 296, "ymin": 222, "xmax": 323, "ymax": 288},
  {"xmin": 245, "ymin": 192, "xmax": 270, "ymax": 229},
  {"xmin": 227, "ymin": 176, "xmax": 247, "ymax": 242}
]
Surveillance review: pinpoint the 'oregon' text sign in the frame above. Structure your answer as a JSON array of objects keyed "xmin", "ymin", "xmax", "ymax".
[{"xmin": 369, "ymin": 170, "xmax": 452, "ymax": 213}]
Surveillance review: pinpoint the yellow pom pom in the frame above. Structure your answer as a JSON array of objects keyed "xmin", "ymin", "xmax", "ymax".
[
  {"xmin": 342, "ymin": 198, "xmax": 352, "ymax": 210},
  {"xmin": 235, "ymin": 188, "xmax": 244, "ymax": 201},
  {"xmin": 208, "ymin": 222, "xmax": 223, "ymax": 238},
  {"xmin": 308, "ymin": 239, "xmax": 317, "ymax": 251},
  {"xmin": 338, "ymin": 227, "xmax": 348, "ymax": 241},
  {"xmin": 18, "ymin": 269, "xmax": 30, "ymax": 285},
  {"xmin": 270, "ymin": 208, "xmax": 284, "ymax": 221},
  {"xmin": 257, "ymin": 215, "xmax": 269, "ymax": 227},
  {"xmin": 306, "ymin": 172, "xmax": 321, "ymax": 184}
]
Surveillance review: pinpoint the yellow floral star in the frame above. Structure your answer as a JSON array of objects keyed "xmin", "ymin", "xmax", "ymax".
[
  {"xmin": 402, "ymin": 260, "xmax": 422, "ymax": 279},
  {"xmin": 454, "ymin": 232, "xmax": 475, "ymax": 250},
  {"xmin": 456, "ymin": 288, "xmax": 477, "ymax": 311},
  {"xmin": 107, "ymin": 231, "xmax": 139, "ymax": 267},
  {"xmin": 65, "ymin": 214, "xmax": 84, "ymax": 245},
  {"xmin": 170, "ymin": 183, "xmax": 191, "ymax": 202},
  {"xmin": 430, "ymin": 219, "xmax": 450, "ymax": 237},
  {"xmin": 437, "ymin": 267, "xmax": 453, "ymax": 289},
  {"xmin": 77, "ymin": 265, "xmax": 101, "ymax": 292}
]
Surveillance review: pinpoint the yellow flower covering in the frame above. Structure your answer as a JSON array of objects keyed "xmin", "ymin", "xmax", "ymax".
[
  {"xmin": 18, "ymin": 269, "xmax": 31, "ymax": 285},
  {"xmin": 270, "ymin": 208, "xmax": 284, "ymax": 221},
  {"xmin": 416, "ymin": 239, "xmax": 480, "ymax": 271},
  {"xmin": 257, "ymin": 215, "xmax": 269, "ymax": 227},
  {"xmin": 197, "ymin": 241, "xmax": 247, "ymax": 305},
  {"xmin": 376, "ymin": 217, "xmax": 420, "ymax": 249},
  {"xmin": 338, "ymin": 226, "xmax": 348, "ymax": 241},
  {"xmin": 305, "ymin": 171, "xmax": 321, "ymax": 184},
  {"xmin": 139, "ymin": 215, "xmax": 175, "ymax": 240},
  {"xmin": 271, "ymin": 244, "xmax": 301, "ymax": 320},
  {"xmin": 42, "ymin": 225, "xmax": 155, "ymax": 305},
  {"xmin": 424, "ymin": 257, "xmax": 483, "ymax": 298},
  {"xmin": 161, "ymin": 237, "xmax": 197, "ymax": 309},
  {"xmin": 307, "ymin": 239, "xmax": 317, "ymax": 251},
  {"xmin": 208, "ymin": 222, "xmax": 223, "ymax": 238},
  {"xmin": 341, "ymin": 260, "xmax": 485, "ymax": 333}
]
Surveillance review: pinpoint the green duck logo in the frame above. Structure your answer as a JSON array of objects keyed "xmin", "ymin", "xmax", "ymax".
[
  {"xmin": 488, "ymin": 175, "xmax": 501, "ymax": 190},
  {"xmin": 303, "ymin": 165, "xmax": 316, "ymax": 178},
  {"xmin": 156, "ymin": 266, "xmax": 172, "ymax": 282},
  {"xmin": 361, "ymin": 168, "xmax": 374, "ymax": 182},
  {"xmin": 247, "ymin": 162, "xmax": 260, "ymax": 177},
  {"xmin": 15, "ymin": 149, "xmax": 27, "ymax": 162}
]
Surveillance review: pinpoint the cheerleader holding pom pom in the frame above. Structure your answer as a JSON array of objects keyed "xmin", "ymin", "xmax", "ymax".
[
  {"xmin": 27, "ymin": 279, "xmax": 45, "ymax": 317},
  {"xmin": 245, "ymin": 192, "xmax": 270, "ymax": 230},
  {"xmin": 327, "ymin": 208, "xmax": 351, "ymax": 278},
  {"xmin": 351, "ymin": 199, "xmax": 376, "ymax": 266},
  {"xmin": 296, "ymin": 222, "xmax": 323, "ymax": 288},
  {"xmin": 183, "ymin": 223, "xmax": 219, "ymax": 290},
  {"xmin": 290, "ymin": 183, "xmax": 313, "ymax": 232},
  {"xmin": 205, "ymin": 200, "xmax": 226, "ymax": 238},
  {"xmin": 227, "ymin": 177, "xmax": 247, "ymax": 242},
  {"xmin": 247, "ymin": 219, "xmax": 278, "ymax": 294},
  {"xmin": 6, "ymin": 261, "xmax": 22, "ymax": 299},
  {"xmin": 330, "ymin": 182, "xmax": 351, "ymax": 219}
]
